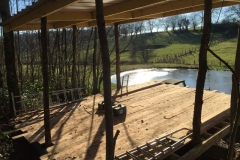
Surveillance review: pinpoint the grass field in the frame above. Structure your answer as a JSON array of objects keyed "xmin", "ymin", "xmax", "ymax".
[{"xmin": 110, "ymin": 29, "xmax": 238, "ymax": 72}]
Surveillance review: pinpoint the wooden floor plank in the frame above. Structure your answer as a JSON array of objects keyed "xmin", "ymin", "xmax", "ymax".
[{"xmin": 11, "ymin": 81, "xmax": 230, "ymax": 160}]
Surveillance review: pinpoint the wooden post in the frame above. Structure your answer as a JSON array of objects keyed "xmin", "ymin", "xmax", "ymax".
[
  {"xmin": 41, "ymin": 16, "xmax": 52, "ymax": 148},
  {"xmin": 1, "ymin": 0, "xmax": 22, "ymax": 118},
  {"xmin": 95, "ymin": 0, "xmax": 114, "ymax": 159},
  {"xmin": 72, "ymin": 25, "xmax": 77, "ymax": 88},
  {"xmin": 114, "ymin": 23, "xmax": 121, "ymax": 90},
  {"xmin": 230, "ymin": 26, "xmax": 240, "ymax": 131},
  {"xmin": 63, "ymin": 29, "xmax": 68, "ymax": 88},
  {"xmin": 192, "ymin": 0, "xmax": 212, "ymax": 146},
  {"xmin": 228, "ymin": 25, "xmax": 240, "ymax": 160},
  {"xmin": 92, "ymin": 27, "xmax": 97, "ymax": 94}
]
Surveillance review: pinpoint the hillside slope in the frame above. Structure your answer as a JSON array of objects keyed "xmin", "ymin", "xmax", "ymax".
[{"xmin": 113, "ymin": 25, "xmax": 238, "ymax": 70}]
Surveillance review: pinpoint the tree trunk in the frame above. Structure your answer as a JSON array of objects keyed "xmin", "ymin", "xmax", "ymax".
[
  {"xmin": 71, "ymin": 25, "xmax": 77, "ymax": 88},
  {"xmin": 16, "ymin": 31, "xmax": 23, "ymax": 90},
  {"xmin": 92, "ymin": 27, "xmax": 97, "ymax": 94},
  {"xmin": 228, "ymin": 26, "xmax": 240, "ymax": 160},
  {"xmin": 41, "ymin": 17, "xmax": 52, "ymax": 148},
  {"xmin": 82, "ymin": 28, "xmax": 93, "ymax": 89},
  {"xmin": 64, "ymin": 29, "xmax": 68, "ymax": 88},
  {"xmin": 192, "ymin": 0, "xmax": 212, "ymax": 146},
  {"xmin": 26, "ymin": 33, "xmax": 29, "ymax": 79},
  {"xmin": 114, "ymin": 23, "xmax": 121, "ymax": 90},
  {"xmin": 37, "ymin": 30, "xmax": 42, "ymax": 84},
  {"xmin": 96, "ymin": 51, "xmax": 102, "ymax": 93},
  {"xmin": 1, "ymin": 0, "xmax": 22, "ymax": 118},
  {"xmin": 0, "ymin": 69, "xmax": 3, "ymax": 88},
  {"xmin": 230, "ymin": 26, "xmax": 240, "ymax": 131},
  {"xmin": 95, "ymin": 0, "xmax": 114, "ymax": 159}
]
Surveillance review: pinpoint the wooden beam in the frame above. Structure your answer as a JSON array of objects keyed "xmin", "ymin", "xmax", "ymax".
[
  {"xmin": 53, "ymin": 21, "xmax": 85, "ymax": 28},
  {"xmin": 53, "ymin": 0, "xmax": 182, "ymax": 29},
  {"xmin": 179, "ymin": 124, "xmax": 230, "ymax": 160},
  {"xmin": 47, "ymin": 11, "xmax": 92, "ymax": 21},
  {"xmin": 14, "ymin": 0, "xmax": 240, "ymax": 30},
  {"xmin": 118, "ymin": 1, "xmax": 239, "ymax": 25},
  {"xmin": 14, "ymin": 24, "xmax": 53, "ymax": 31},
  {"xmin": 49, "ymin": 0, "xmax": 240, "ymax": 29},
  {"xmin": 4, "ymin": 0, "xmax": 81, "ymax": 32},
  {"xmin": 130, "ymin": 0, "xmax": 237, "ymax": 19},
  {"xmin": 4, "ymin": 0, "xmax": 240, "ymax": 31},
  {"xmin": 49, "ymin": 11, "xmax": 135, "ymax": 21},
  {"xmin": 99, "ymin": 0, "xmax": 167, "ymax": 17}
]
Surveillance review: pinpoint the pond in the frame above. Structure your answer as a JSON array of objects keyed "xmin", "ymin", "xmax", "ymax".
[{"xmin": 111, "ymin": 68, "xmax": 232, "ymax": 94}]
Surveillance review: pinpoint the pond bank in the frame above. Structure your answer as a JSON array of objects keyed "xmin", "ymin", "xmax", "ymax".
[{"xmin": 111, "ymin": 68, "xmax": 232, "ymax": 94}]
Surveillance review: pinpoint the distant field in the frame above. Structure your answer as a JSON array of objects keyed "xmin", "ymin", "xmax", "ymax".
[{"xmin": 110, "ymin": 29, "xmax": 238, "ymax": 72}]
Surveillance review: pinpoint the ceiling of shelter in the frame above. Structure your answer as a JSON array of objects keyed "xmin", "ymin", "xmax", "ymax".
[{"xmin": 2, "ymin": 0, "xmax": 240, "ymax": 32}]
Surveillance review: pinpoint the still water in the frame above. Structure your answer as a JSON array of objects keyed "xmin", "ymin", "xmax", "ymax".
[{"xmin": 111, "ymin": 68, "xmax": 232, "ymax": 94}]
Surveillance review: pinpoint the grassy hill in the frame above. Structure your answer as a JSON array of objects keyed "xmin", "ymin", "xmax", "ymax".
[{"xmin": 110, "ymin": 27, "xmax": 238, "ymax": 72}]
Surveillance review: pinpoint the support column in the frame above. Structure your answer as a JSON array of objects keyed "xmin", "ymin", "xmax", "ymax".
[
  {"xmin": 92, "ymin": 27, "xmax": 97, "ymax": 94},
  {"xmin": 72, "ymin": 25, "xmax": 77, "ymax": 88},
  {"xmin": 228, "ymin": 26, "xmax": 240, "ymax": 160},
  {"xmin": 192, "ymin": 0, "xmax": 212, "ymax": 146},
  {"xmin": 41, "ymin": 16, "xmax": 52, "ymax": 148},
  {"xmin": 114, "ymin": 23, "xmax": 121, "ymax": 90},
  {"xmin": 1, "ymin": 0, "xmax": 22, "ymax": 118},
  {"xmin": 95, "ymin": 0, "xmax": 114, "ymax": 159},
  {"xmin": 230, "ymin": 26, "xmax": 240, "ymax": 130}
]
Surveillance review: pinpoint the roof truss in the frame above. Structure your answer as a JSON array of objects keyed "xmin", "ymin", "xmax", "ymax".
[{"xmin": 2, "ymin": 0, "xmax": 240, "ymax": 32}]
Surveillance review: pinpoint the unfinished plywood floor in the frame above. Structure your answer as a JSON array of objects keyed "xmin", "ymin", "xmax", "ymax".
[{"xmin": 13, "ymin": 81, "xmax": 230, "ymax": 160}]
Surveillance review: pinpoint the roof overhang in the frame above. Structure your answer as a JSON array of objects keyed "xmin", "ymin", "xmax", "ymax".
[{"xmin": 2, "ymin": 0, "xmax": 240, "ymax": 32}]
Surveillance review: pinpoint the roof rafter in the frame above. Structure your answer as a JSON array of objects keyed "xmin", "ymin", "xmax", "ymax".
[
  {"xmin": 4, "ymin": 0, "xmax": 82, "ymax": 32},
  {"xmin": 48, "ymin": 0, "xmax": 240, "ymax": 29},
  {"xmin": 3, "ymin": 0, "xmax": 240, "ymax": 31}
]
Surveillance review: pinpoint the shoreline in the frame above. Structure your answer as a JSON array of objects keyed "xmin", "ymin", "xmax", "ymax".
[{"xmin": 112, "ymin": 63, "xmax": 230, "ymax": 74}]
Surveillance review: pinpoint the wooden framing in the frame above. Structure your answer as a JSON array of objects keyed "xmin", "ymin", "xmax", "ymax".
[
  {"xmin": 41, "ymin": 16, "xmax": 52, "ymax": 147},
  {"xmin": 2, "ymin": 0, "xmax": 240, "ymax": 32},
  {"xmin": 179, "ymin": 124, "xmax": 230, "ymax": 160}
]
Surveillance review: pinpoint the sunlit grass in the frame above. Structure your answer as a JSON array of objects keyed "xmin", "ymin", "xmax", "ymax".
[{"xmin": 109, "ymin": 30, "xmax": 238, "ymax": 71}]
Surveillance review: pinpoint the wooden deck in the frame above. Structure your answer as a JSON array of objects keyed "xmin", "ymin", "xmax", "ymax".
[{"xmin": 12, "ymin": 81, "xmax": 231, "ymax": 160}]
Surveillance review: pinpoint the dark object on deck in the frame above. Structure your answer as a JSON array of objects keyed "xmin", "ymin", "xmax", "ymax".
[
  {"xmin": 98, "ymin": 102, "xmax": 105, "ymax": 110},
  {"xmin": 113, "ymin": 104, "xmax": 126, "ymax": 116},
  {"xmin": 163, "ymin": 78, "xmax": 186, "ymax": 87},
  {"xmin": 98, "ymin": 100, "xmax": 115, "ymax": 110}
]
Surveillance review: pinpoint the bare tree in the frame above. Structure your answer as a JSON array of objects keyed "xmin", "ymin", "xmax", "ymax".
[
  {"xmin": 138, "ymin": 48, "xmax": 155, "ymax": 63},
  {"xmin": 181, "ymin": 16, "xmax": 190, "ymax": 30},
  {"xmin": 169, "ymin": 15, "xmax": 179, "ymax": 31},
  {"xmin": 145, "ymin": 19, "xmax": 156, "ymax": 34},
  {"xmin": 189, "ymin": 12, "xmax": 200, "ymax": 31},
  {"xmin": 158, "ymin": 17, "xmax": 170, "ymax": 32},
  {"xmin": 192, "ymin": 0, "xmax": 212, "ymax": 146},
  {"xmin": 114, "ymin": 23, "xmax": 121, "ymax": 90},
  {"xmin": 92, "ymin": 27, "xmax": 97, "ymax": 94},
  {"xmin": 177, "ymin": 15, "xmax": 184, "ymax": 30},
  {"xmin": 198, "ymin": 11, "xmax": 204, "ymax": 30},
  {"xmin": 71, "ymin": 25, "xmax": 77, "ymax": 88}
]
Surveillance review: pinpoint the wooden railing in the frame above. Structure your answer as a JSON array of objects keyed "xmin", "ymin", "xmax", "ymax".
[{"xmin": 11, "ymin": 87, "xmax": 85, "ymax": 116}]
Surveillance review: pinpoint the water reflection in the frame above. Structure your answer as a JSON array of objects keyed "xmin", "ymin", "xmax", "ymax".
[{"xmin": 111, "ymin": 68, "xmax": 232, "ymax": 94}]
